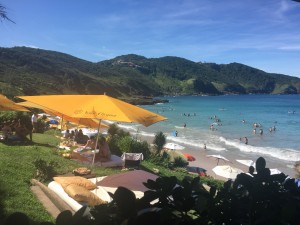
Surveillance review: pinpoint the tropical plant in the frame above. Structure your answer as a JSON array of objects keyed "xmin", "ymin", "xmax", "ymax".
[
  {"xmin": 153, "ymin": 131, "xmax": 166, "ymax": 154},
  {"xmin": 0, "ymin": 4, "xmax": 14, "ymax": 23},
  {"xmin": 116, "ymin": 136, "xmax": 150, "ymax": 158},
  {"xmin": 173, "ymin": 156, "xmax": 189, "ymax": 167},
  {"xmin": 147, "ymin": 151, "xmax": 172, "ymax": 168},
  {"xmin": 4, "ymin": 157, "xmax": 300, "ymax": 225}
]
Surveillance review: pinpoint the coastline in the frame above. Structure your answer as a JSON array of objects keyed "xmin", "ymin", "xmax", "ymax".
[{"xmin": 138, "ymin": 135, "xmax": 297, "ymax": 181}]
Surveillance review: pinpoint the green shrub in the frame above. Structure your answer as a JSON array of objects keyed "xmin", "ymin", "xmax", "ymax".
[
  {"xmin": 0, "ymin": 111, "xmax": 18, "ymax": 124},
  {"xmin": 153, "ymin": 131, "xmax": 166, "ymax": 154},
  {"xmin": 117, "ymin": 136, "xmax": 151, "ymax": 158},
  {"xmin": 117, "ymin": 136, "xmax": 133, "ymax": 153},
  {"xmin": 33, "ymin": 158, "xmax": 58, "ymax": 182},
  {"xmin": 147, "ymin": 151, "xmax": 172, "ymax": 168},
  {"xmin": 107, "ymin": 135, "xmax": 123, "ymax": 156},
  {"xmin": 107, "ymin": 123, "xmax": 130, "ymax": 138},
  {"xmin": 173, "ymin": 156, "xmax": 188, "ymax": 167},
  {"xmin": 107, "ymin": 123, "xmax": 119, "ymax": 136},
  {"xmin": 34, "ymin": 118, "xmax": 46, "ymax": 133}
]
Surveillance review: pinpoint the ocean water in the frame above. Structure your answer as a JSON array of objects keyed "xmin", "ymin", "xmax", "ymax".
[{"xmin": 119, "ymin": 95, "xmax": 300, "ymax": 171}]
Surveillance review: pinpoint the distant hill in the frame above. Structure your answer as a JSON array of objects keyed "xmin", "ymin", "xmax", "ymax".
[{"xmin": 0, "ymin": 47, "xmax": 299, "ymax": 103}]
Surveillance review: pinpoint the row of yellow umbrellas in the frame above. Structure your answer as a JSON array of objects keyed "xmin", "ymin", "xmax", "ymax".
[
  {"xmin": 17, "ymin": 101, "xmax": 107, "ymax": 129},
  {"xmin": 1, "ymin": 93, "xmax": 167, "ymax": 129},
  {"xmin": 17, "ymin": 94, "xmax": 167, "ymax": 127},
  {"xmin": 16, "ymin": 94, "xmax": 167, "ymax": 165},
  {"xmin": 1, "ymin": 94, "xmax": 167, "ymax": 165}
]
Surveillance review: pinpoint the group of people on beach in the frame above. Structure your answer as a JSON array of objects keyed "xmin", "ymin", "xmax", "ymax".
[
  {"xmin": 64, "ymin": 129, "xmax": 88, "ymax": 144},
  {"xmin": 209, "ymin": 115, "xmax": 222, "ymax": 130}
]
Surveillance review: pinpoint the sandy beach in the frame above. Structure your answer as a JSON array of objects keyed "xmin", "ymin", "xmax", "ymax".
[{"xmin": 139, "ymin": 135, "xmax": 297, "ymax": 181}]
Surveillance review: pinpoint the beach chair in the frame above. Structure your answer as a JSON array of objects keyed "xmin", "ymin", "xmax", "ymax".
[{"xmin": 121, "ymin": 153, "xmax": 144, "ymax": 169}]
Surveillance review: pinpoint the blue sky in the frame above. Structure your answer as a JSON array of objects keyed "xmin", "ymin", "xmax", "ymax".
[{"xmin": 1, "ymin": 0, "xmax": 300, "ymax": 77}]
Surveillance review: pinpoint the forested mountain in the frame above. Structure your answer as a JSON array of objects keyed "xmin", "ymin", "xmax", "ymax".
[{"xmin": 0, "ymin": 47, "xmax": 299, "ymax": 102}]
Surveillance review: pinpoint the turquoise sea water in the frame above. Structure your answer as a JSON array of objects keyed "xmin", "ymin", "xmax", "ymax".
[{"xmin": 119, "ymin": 95, "xmax": 300, "ymax": 171}]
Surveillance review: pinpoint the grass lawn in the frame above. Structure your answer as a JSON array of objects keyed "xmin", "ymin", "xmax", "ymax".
[
  {"xmin": 0, "ymin": 130, "xmax": 223, "ymax": 224},
  {"xmin": 0, "ymin": 131, "xmax": 123, "ymax": 224}
]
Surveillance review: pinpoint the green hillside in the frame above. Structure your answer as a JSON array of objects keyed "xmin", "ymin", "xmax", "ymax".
[{"xmin": 0, "ymin": 47, "xmax": 299, "ymax": 102}]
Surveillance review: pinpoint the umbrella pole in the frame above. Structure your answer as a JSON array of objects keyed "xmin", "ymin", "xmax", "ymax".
[
  {"xmin": 92, "ymin": 119, "xmax": 102, "ymax": 167},
  {"xmin": 61, "ymin": 115, "xmax": 64, "ymax": 131}
]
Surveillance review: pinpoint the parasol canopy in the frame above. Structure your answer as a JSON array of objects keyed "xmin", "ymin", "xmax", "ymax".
[
  {"xmin": 206, "ymin": 154, "xmax": 230, "ymax": 165},
  {"xmin": 213, "ymin": 165, "xmax": 243, "ymax": 179},
  {"xmin": 236, "ymin": 159, "xmax": 282, "ymax": 175},
  {"xmin": 0, "ymin": 94, "xmax": 29, "ymax": 112},
  {"xmin": 18, "ymin": 94, "xmax": 167, "ymax": 166},
  {"xmin": 17, "ymin": 101, "xmax": 108, "ymax": 129},
  {"xmin": 236, "ymin": 159, "xmax": 256, "ymax": 168},
  {"xmin": 17, "ymin": 94, "xmax": 167, "ymax": 127},
  {"xmin": 182, "ymin": 153, "xmax": 196, "ymax": 161}
]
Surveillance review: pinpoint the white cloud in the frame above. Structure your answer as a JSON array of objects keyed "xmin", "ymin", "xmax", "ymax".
[{"xmin": 278, "ymin": 45, "xmax": 300, "ymax": 50}]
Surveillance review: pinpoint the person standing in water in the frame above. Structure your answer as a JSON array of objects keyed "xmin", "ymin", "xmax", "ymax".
[{"xmin": 244, "ymin": 137, "xmax": 248, "ymax": 145}]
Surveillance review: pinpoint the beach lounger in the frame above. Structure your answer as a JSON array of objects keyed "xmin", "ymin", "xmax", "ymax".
[
  {"xmin": 121, "ymin": 153, "xmax": 144, "ymax": 169},
  {"xmin": 48, "ymin": 170, "xmax": 158, "ymax": 212}
]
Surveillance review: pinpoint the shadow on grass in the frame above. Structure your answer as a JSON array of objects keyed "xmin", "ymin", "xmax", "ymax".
[
  {"xmin": 1, "ymin": 140, "xmax": 56, "ymax": 148},
  {"xmin": 0, "ymin": 180, "xmax": 7, "ymax": 224}
]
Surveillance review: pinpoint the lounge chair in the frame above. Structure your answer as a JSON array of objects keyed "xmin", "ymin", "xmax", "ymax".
[{"xmin": 47, "ymin": 170, "xmax": 158, "ymax": 212}]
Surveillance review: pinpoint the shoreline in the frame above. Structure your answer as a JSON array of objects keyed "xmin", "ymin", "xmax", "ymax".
[{"xmin": 138, "ymin": 135, "xmax": 297, "ymax": 181}]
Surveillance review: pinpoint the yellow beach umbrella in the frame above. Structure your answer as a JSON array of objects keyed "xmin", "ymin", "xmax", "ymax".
[
  {"xmin": 17, "ymin": 95, "xmax": 167, "ymax": 126},
  {"xmin": 17, "ymin": 101, "xmax": 108, "ymax": 129},
  {"xmin": 0, "ymin": 94, "xmax": 29, "ymax": 112},
  {"xmin": 18, "ymin": 94, "xmax": 167, "ymax": 165}
]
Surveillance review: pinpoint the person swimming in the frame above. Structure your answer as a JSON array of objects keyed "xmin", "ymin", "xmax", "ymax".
[{"xmin": 244, "ymin": 137, "xmax": 248, "ymax": 145}]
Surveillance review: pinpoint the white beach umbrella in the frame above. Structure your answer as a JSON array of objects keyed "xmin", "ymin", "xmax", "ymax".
[
  {"xmin": 236, "ymin": 160, "xmax": 281, "ymax": 175},
  {"xmin": 236, "ymin": 159, "xmax": 255, "ymax": 167},
  {"xmin": 206, "ymin": 155, "xmax": 230, "ymax": 165},
  {"xmin": 270, "ymin": 168, "xmax": 282, "ymax": 175},
  {"xmin": 164, "ymin": 142, "xmax": 185, "ymax": 150},
  {"xmin": 213, "ymin": 165, "xmax": 244, "ymax": 179}
]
